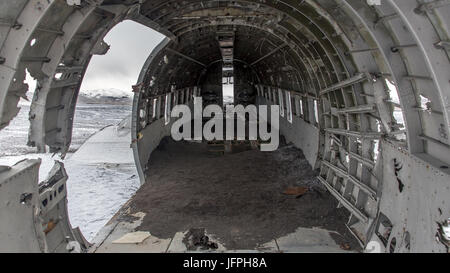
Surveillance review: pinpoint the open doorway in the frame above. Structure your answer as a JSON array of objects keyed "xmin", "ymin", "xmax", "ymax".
[
  {"xmin": 67, "ymin": 20, "xmax": 165, "ymax": 240},
  {"xmin": 222, "ymin": 66, "xmax": 234, "ymax": 106}
]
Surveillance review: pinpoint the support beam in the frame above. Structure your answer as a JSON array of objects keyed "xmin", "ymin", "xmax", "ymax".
[
  {"xmin": 250, "ymin": 43, "xmax": 288, "ymax": 66},
  {"xmin": 335, "ymin": 104, "xmax": 377, "ymax": 114},
  {"xmin": 21, "ymin": 57, "xmax": 51, "ymax": 63},
  {"xmin": 126, "ymin": 4, "xmax": 177, "ymax": 41},
  {"xmin": 319, "ymin": 73, "xmax": 369, "ymax": 96},
  {"xmin": 317, "ymin": 176, "xmax": 369, "ymax": 223},
  {"xmin": 321, "ymin": 160, "xmax": 377, "ymax": 200},
  {"xmin": 325, "ymin": 128, "xmax": 382, "ymax": 139},
  {"xmin": 165, "ymin": 48, "xmax": 206, "ymax": 68},
  {"xmin": 51, "ymin": 78, "xmax": 80, "ymax": 89},
  {"xmin": 348, "ymin": 151, "xmax": 376, "ymax": 169}
]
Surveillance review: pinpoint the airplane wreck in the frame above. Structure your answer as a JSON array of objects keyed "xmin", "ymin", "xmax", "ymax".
[{"xmin": 0, "ymin": 0, "xmax": 449, "ymax": 253}]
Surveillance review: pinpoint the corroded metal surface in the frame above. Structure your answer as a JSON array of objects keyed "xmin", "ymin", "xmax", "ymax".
[{"xmin": 0, "ymin": 0, "xmax": 449, "ymax": 252}]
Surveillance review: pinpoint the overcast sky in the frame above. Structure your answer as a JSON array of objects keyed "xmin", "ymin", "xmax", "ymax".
[
  {"xmin": 24, "ymin": 20, "xmax": 234, "ymax": 99},
  {"xmin": 80, "ymin": 20, "xmax": 165, "ymax": 92}
]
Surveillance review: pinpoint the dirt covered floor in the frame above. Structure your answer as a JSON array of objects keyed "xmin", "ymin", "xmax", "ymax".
[{"xmin": 126, "ymin": 137, "xmax": 361, "ymax": 251}]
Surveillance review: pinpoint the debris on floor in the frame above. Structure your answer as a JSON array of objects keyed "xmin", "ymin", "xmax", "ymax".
[
  {"xmin": 128, "ymin": 138, "xmax": 361, "ymax": 251},
  {"xmin": 340, "ymin": 243, "xmax": 351, "ymax": 251},
  {"xmin": 182, "ymin": 228, "xmax": 218, "ymax": 251},
  {"xmin": 112, "ymin": 231, "xmax": 151, "ymax": 244},
  {"xmin": 283, "ymin": 186, "xmax": 309, "ymax": 198}
]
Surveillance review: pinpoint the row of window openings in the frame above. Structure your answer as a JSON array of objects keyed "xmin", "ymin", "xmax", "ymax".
[
  {"xmin": 257, "ymin": 86, "xmax": 319, "ymax": 126},
  {"xmin": 141, "ymin": 86, "xmax": 320, "ymax": 128},
  {"xmin": 140, "ymin": 87, "xmax": 199, "ymax": 128}
]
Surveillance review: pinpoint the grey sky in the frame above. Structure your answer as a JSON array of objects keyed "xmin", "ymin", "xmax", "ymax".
[
  {"xmin": 24, "ymin": 20, "xmax": 230, "ymax": 97},
  {"xmin": 80, "ymin": 20, "xmax": 165, "ymax": 92}
]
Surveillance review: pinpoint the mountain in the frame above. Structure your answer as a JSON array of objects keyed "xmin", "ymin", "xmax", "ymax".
[
  {"xmin": 223, "ymin": 95, "xmax": 234, "ymax": 105},
  {"xmin": 80, "ymin": 88, "xmax": 132, "ymax": 98},
  {"xmin": 78, "ymin": 88, "xmax": 133, "ymax": 105}
]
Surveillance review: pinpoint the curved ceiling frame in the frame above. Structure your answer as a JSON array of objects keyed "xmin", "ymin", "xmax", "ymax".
[
  {"xmin": 138, "ymin": 1, "xmax": 390, "ymax": 133},
  {"xmin": 0, "ymin": 0, "xmax": 448, "ymax": 253},
  {"xmin": 180, "ymin": 19, "xmax": 336, "ymax": 89},
  {"xmin": 162, "ymin": 6, "xmax": 331, "ymax": 89},
  {"xmin": 172, "ymin": 29, "xmax": 269, "ymax": 90},
  {"xmin": 174, "ymin": 22, "xmax": 319, "ymax": 92},
  {"xmin": 0, "ymin": 0, "xmax": 447, "ymax": 168},
  {"xmin": 145, "ymin": 32, "xmax": 219, "ymax": 93},
  {"xmin": 144, "ymin": 0, "xmax": 346, "ymax": 91},
  {"xmin": 144, "ymin": 21, "xmax": 320, "ymax": 97},
  {"xmin": 0, "ymin": 0, "xmax": 434, "ymax": 171}
]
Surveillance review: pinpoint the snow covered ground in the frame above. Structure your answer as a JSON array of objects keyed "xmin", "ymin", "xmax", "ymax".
[
  {"xmin": 0, "ymin": 99, "xmax": 132, "ymax": 156},
  {"xmin": 0, "ymin": 99, "xmax": 140, "ymax": 241}
]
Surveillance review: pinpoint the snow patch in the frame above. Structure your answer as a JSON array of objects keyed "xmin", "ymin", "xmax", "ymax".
[{"xmin": 0, "ymin": 105, "xmax": 137, "ymax": 242}]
